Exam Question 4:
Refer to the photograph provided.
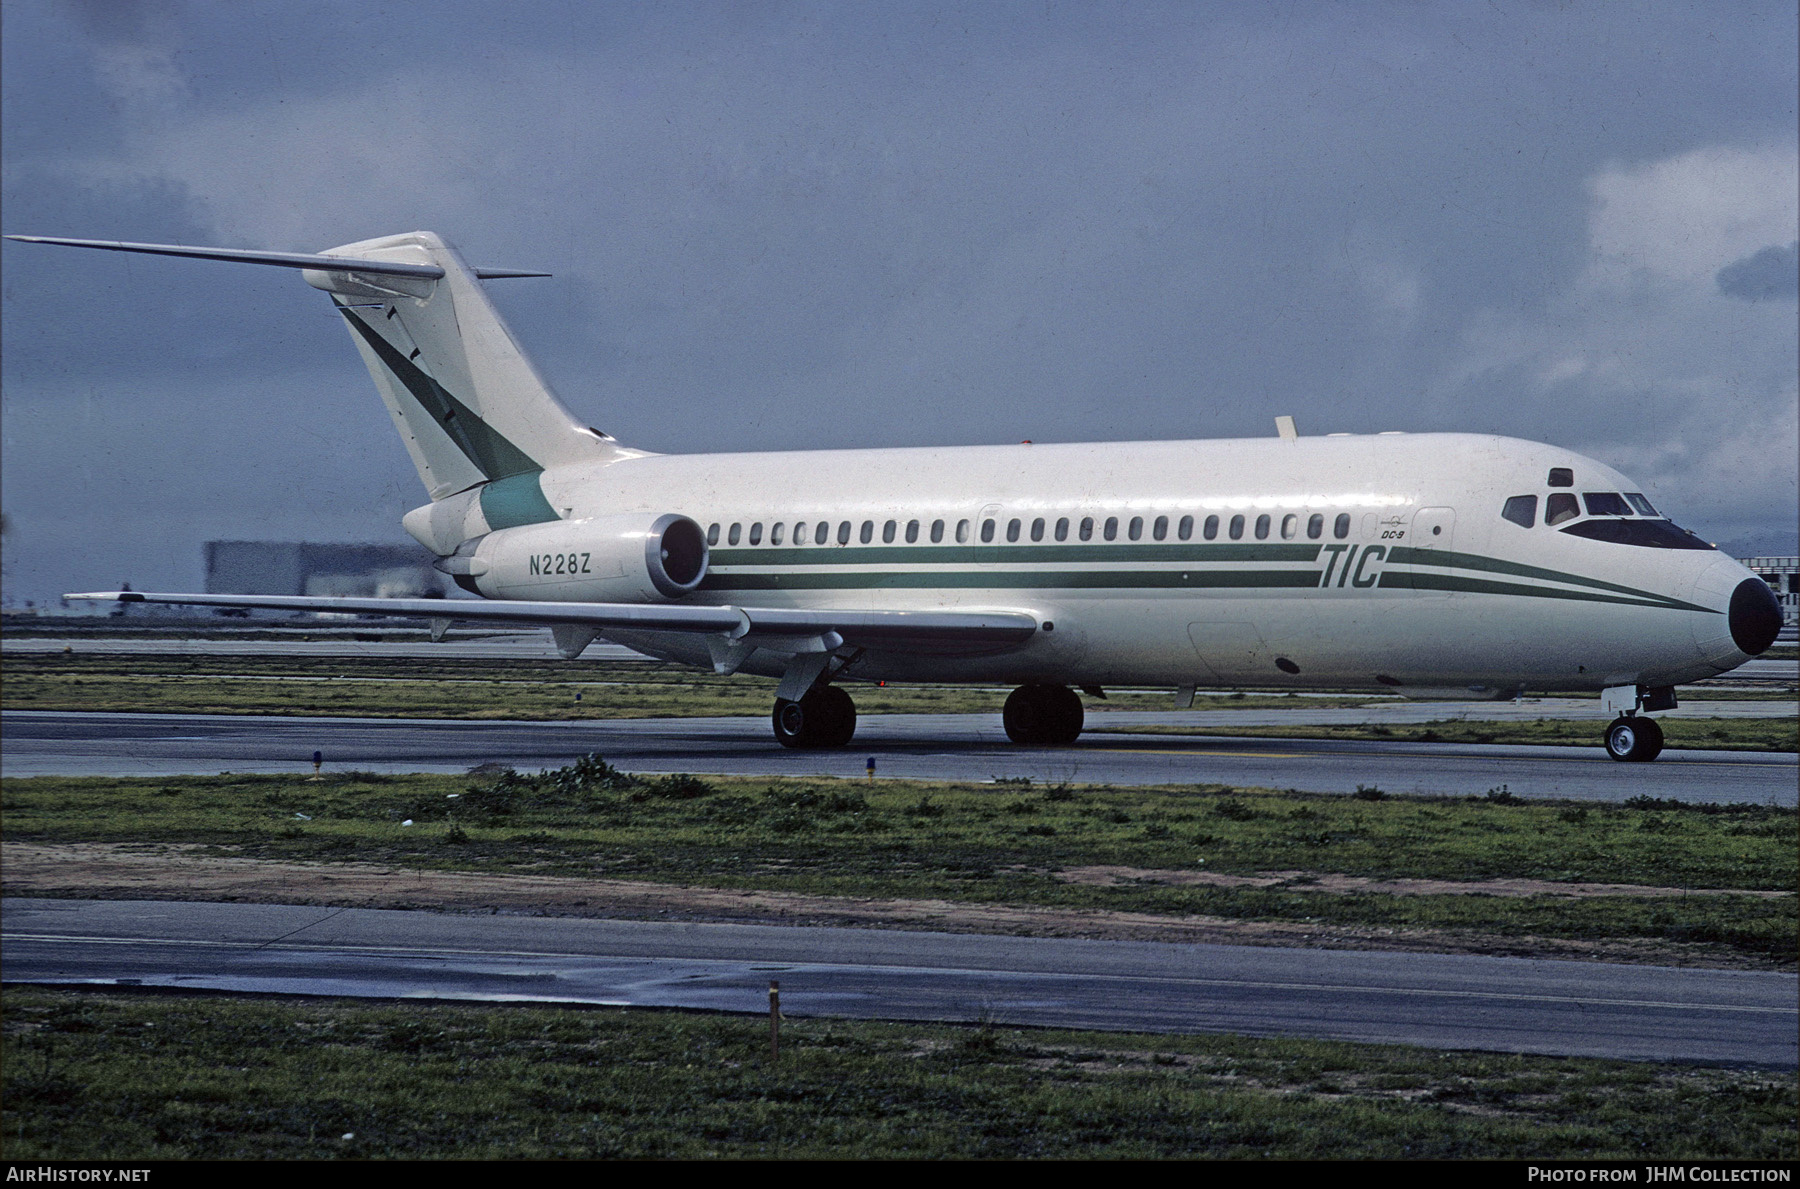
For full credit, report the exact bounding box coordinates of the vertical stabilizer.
[301,231,638,501]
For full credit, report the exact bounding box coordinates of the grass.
[0,652,1372,719]
[4,653,1791,752]
[5,765,1793,964]
[4,988,1793,1160]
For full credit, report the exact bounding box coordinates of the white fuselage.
[448,431,1758,693]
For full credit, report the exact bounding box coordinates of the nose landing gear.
[1604,715,1664,763]
[1599,683,1673,762]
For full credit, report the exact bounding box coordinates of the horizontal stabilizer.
[4,236,548,279]
[64,592,1040,652]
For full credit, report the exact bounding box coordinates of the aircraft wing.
[64,591,1040,653]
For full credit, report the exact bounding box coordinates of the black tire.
[771,686,857,749]
[1048,684,1084,744]
[1604,716,1663,763]
[814,685,857,747]
[772,697,808,749]
[1003,684,1084,745]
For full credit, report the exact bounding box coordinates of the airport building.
[1741,555,1799,628]
[204,542,444,602]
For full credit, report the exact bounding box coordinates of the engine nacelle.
[450,514,709,602]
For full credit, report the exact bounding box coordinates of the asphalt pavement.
[4,708,1793,804]
[5,898,1793,1066]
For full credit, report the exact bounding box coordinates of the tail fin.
[5,231,638,505]
[302,231,636,502]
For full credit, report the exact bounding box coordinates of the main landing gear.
[769,681,1086,748]
[1002,683,1084,745]
[772,685,857,749]
[1604,715,1663,763]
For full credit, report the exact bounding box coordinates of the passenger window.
[931,519,945,543]
[1229,515,1245,540]
[1079,517,1094,541]
[1203,515,1219,540]
[1178,515,1194,540]
[815,520,829,545]
[1545,493,1579,526]
[981,519,995,543]
[837,521,852,545]
[1307,513,1323,539]
[728,523,742,546]
[748,522,763,545]
[905,519,919,543]
[794,521,809,545]
[860,520,874,544]
[1128,516,1143,541]
[1055,517,1069,541]
[1254,514,1271,540]
[707,523,721,546]
[1583,492,1632,517]
[1501,495,1537,529]
[883,520,897,543]
[1153,515,1168,540]
[1031,517,1045,542]
[1625,493,1658,517]
[1103,517,1119,541]
[956,519,970,543]
[1333,513,1351,539]
[770,522,785,546]
[1006,518,1021,543]
[1280,514,1298,540]
[1548,467,1573,487]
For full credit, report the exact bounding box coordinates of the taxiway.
[5,898,1792,1066]
[4,709,1793,804]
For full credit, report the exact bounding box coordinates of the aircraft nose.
[1729,576,1783,656]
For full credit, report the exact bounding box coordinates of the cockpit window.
[1624,492,1658,517]
[1501,495,1537,528]
[1582,492,1633,517]
[1560,519,1715,550]
[1545,492,1579,526]
[1547,467,1573,487]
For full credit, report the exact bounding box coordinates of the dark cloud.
[1716,242,1799,301]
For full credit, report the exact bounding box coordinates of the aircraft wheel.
[773,698,809,748]
[771,686,857,749]
[814,685,857,747]
[1004,684,1084,745]
[1604,715,1663,763]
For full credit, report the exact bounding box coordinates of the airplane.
[10,230,1784,762]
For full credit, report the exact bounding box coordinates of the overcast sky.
[3,0,1795,606]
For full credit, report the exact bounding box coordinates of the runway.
[5,898,1793,1066]
[5,708,1794,804]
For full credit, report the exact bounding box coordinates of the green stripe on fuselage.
[1384,546,1714,613]
[711,542,1322,567]
[700,568,1323,593]
[701,538,1711,611]
[1377,570,1709,611]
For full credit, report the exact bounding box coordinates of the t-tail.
[5,231,640,551]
